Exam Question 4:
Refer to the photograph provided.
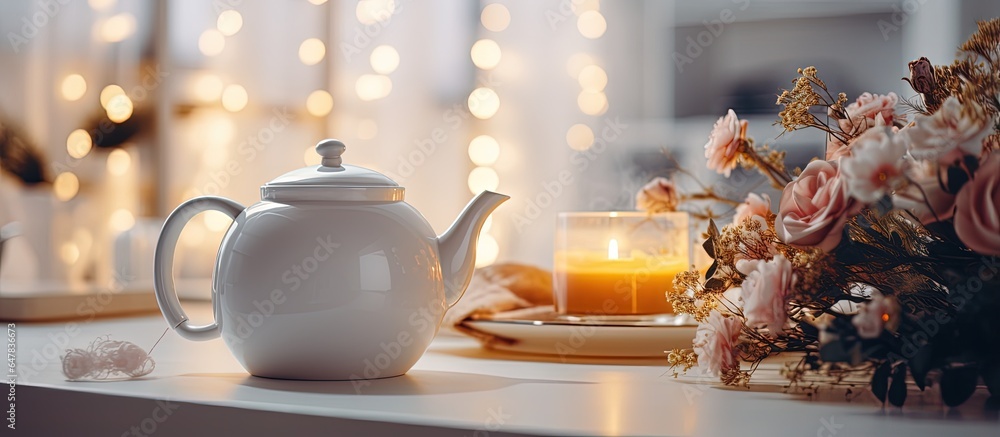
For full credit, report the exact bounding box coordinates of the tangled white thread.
[61,336,155,380]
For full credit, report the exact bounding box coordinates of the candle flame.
[608,238,619,260]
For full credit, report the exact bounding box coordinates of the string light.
[100,85,125,109]
[573,0,600,15]
[566,124,595,151]
[303,146,322,165]
[106,94,134,123]
[577,90,608,115]
[355,75,392,101]
[109,209,135,232]
[88,0,116,11]
[468,166,500,194]
[203,211,231,232]
[217,10,243,36]
[578,65,607,92]
[100,13,136,42]
[199,29,226,56]
[470,39,502,70]
[298,38,326,66]
[60,242,80,264]
[66,129,93,159]
[481,4,510,32]
[468,87,500,119]
[356,0,396,25]
[475,233,499,267]
[107,148,132,175]
[221,84,248,112]
[53,172,80,201]
[60,74,87,101]
[370,45,400,74]
[468,135,500,166]
[192,74,224,102]
[306,90,334,117]
[577,11,606,39]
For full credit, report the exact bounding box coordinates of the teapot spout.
[437,191,510,307]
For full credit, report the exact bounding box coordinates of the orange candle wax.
[554,244,686,315]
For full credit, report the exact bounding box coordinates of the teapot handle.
[153,196,244,341]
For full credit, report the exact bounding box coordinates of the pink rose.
[825,112,897,160]
[705,109,747,177]
[852,291,900,339]
[954,153,1000,255]
[736,254,796,337]
[776,160,862,252]
[733,193,771,225]
[693,310,741,377]
[841,127,909,203]
[902,97,991,164]
[839,92,899,135]
[892,159,956,224]
[635,177,679,213]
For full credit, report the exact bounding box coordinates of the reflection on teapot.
[154,139,508,380]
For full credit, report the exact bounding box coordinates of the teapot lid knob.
[315,139,346,167]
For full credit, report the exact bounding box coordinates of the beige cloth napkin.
[443,263,552,345]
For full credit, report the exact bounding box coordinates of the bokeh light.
[475,233,499,267]
[468,87,500,119]
[203,211,232,232]
[577,11,607,39]
[221,84,248,112]
[53,172,80,201]
[109,209,135,232]
[60,74,87,101]
[566,124,595,151]
[306,90,334,117]
[468,166,500,194]
[578,65,608,91]
[481,4,511,32]
[66,129,93,159]
[199,29,226,56]
[107,148,132,175]
[468,135,500,166]
[192,74,224,102]
[88,0,116,11]
[106,94,134,123]
[100,85,125,109]
[356,0,396,25]
[60,242,80,264]
[100,13,136,42]
[217,10,243,36]
[577,90,608,115]
[370,45,400,74]
[355,75,392,101]
[298,38,326,66]
[471,39,502,70]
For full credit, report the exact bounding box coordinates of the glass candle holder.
[554,212,690,316]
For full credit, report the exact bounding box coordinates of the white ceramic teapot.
[153,139,508,380]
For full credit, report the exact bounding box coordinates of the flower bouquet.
[655,18,1000,407]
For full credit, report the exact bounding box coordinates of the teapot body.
[214,200,446,380]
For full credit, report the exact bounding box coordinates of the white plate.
[462,307,697,358]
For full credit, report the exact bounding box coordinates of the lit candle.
[554,212,689,315]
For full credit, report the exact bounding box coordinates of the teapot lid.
[261,139,404,202]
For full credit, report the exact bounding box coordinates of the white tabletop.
[7,302,999,436]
